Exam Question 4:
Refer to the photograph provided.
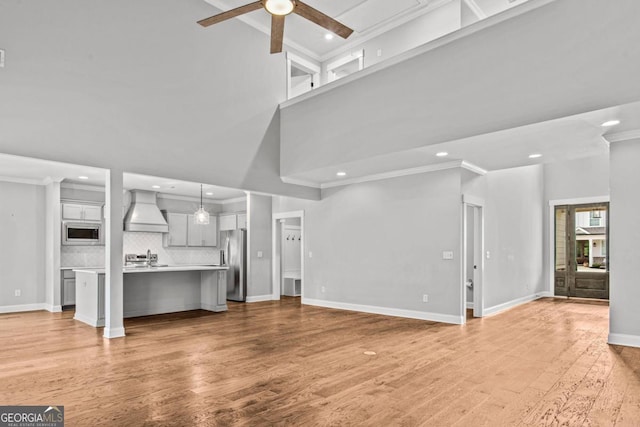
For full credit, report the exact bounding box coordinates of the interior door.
[555,203,609,299]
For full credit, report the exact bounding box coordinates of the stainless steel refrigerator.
[223,229,247,302]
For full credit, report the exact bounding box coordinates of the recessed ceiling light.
[78,176,89,180]
[529,153,542,159]
[205,192,213,196]
[151,185,161,189]
[601,120,620,127]
[436,152,448,157]
[336,171,347,177]
[324,33,334,40]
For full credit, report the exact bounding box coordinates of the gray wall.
[483,165,544,309]
[274,168,463,319]
[609,139,640,339]
[0,0,317,200]
[0,182,46,308]
[248,194,273,297]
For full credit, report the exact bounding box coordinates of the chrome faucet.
[147,249,152,265]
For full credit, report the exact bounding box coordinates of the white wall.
[0,182,46,309]
[281,0,640,177]
[609,138,640,344]
[483,165,544,309]
[0,0,317,200]
[274,168,464,322]
[248,194,272,298]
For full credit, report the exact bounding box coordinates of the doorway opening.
[272,211,304,302]
[286,53,320,100]
[463,196,484,322]
[554,202,609,300]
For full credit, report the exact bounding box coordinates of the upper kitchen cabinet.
[62,202,103,221]
[163,212,188,247]
[219,214,237,231]
[163,211,217,247]
[219,213,247,230]
[187,214,217,247]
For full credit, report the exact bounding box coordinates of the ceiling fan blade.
[271,14,285,54]
[197,1,263,27]
[293,1,354,39]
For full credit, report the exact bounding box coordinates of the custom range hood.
[123,190,168,233]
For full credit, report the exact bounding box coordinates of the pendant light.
[194,184,210,225]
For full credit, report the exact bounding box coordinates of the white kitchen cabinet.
[62,203,103,221]
[187,215,218,247]
[219,214,237,231]
[237,213,247,229]
[164,211,217,247]
[163,212,188,246]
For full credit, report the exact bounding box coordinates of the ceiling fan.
[198,0,354,54]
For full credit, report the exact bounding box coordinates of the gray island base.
[73,266,228,327]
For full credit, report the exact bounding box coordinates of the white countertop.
[74,265,228,274]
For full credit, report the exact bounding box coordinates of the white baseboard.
[103,327,126,339]
[484,293,544,317]
[466,302,474,309]
[0,303,48,314]
[303,298,464,325]
[538,291,553,298]
[246,295,275,303]
[201,303,228,312]
[608,333,640,348]
[73,312,104,327]
[44,304,63,313]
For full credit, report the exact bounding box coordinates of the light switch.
[442,251,454,260]
[257,251,263,258]
[309,251,313,258]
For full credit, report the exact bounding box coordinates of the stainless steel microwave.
[62,221,104,246]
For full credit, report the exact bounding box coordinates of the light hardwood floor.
[1,297,639,426]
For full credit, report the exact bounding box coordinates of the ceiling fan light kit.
[198,0,354,54]
[264,0,295,16]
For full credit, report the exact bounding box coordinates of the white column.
[103,169,125,339]
[44,179,62,312]
[589,238,593,267]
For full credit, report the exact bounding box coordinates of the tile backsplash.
[61,232,220,267]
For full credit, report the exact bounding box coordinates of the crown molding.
[61,182,105,192]
[156,193,228,204]
[320,160,464,189]
[281,176,322,188]
[219,196,247,205]
[461,161,488,175]
[0,176,46,186]
[604,129,640,143]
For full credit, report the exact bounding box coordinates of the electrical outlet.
[442,251,454,260]
[422,294,429,303]
[321,286,326,293]
[309,251,313,258]
[14,289,21,297]
[377,49,382,57]
[0,50,5,68]
[257,251,263,258]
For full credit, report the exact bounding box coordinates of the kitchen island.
[73,265,228,327]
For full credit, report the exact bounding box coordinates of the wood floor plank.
[1,297,637,426]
